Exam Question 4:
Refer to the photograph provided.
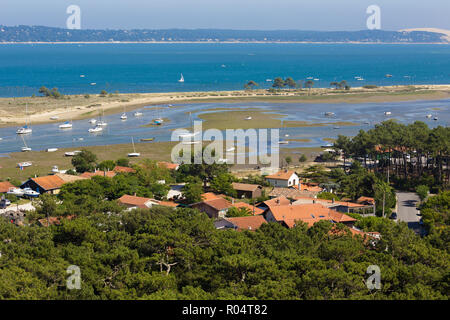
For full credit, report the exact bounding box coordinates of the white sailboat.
[96,107,107,126]
[120,106,127,120]
[178,73,185,83]
[88,126,103,133]
[278,120,289,144]
[89,118,97,124]
[127,137,140,157]
[59,120,73,129]
[16,103,32,134]
[134,111,143,117]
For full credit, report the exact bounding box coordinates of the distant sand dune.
[400,28,450,42]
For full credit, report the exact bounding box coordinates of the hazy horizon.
[0,0,449,31]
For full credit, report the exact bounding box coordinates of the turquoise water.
[0,43,449,97]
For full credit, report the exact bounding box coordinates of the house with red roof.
[191,197,233,218]
[0,181,15,194]
[113,166,136,174]
[265,203,356,228]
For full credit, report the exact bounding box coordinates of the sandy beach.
[0,84,449,128]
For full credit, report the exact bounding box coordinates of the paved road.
[396,192,424,235]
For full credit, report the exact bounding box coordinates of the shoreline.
[0,84,449,128]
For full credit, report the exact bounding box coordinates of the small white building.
[265,170,299,188]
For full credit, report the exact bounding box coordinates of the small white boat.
[333,126,340,129]
[357,78,365,81]
[51,166,59,173]
[127,137,140,157]
[17,162,32,168]
[21,147,31,152]
[0,138,3,141]
[285,134,289,137]
[306,77,314,80]
[7,187,24,196]
[47,148,58,152]
[59,121,73,129]
[226,147,235,152]
[65,150,81,157]
[23,188,39,198]
[426,114,432,119]
[80,75,85,78]
[433,117,438,121]
[245,116,252,120]
[88,126,103,133]
[384,111,392,115]
[314,78,320,81]
[50,116,59,120]
[90,82,96,85]
[324,112,335,117]
[97,121,107,126]
[120,113,127,120]
[78,138,84,141]
[385,74,393,78]
[178,73,185,83]
[134,111,143,117]
[266,79,273,82]
[278,141,289,145]
[89,119,97,124]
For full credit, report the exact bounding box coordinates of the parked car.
[389,212,397,220]
[0,199,11,209]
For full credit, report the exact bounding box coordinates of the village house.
[80,170,116,178]
[264,203,357,228]
[113,166,136,174]
[20,173,86,195]
[265,170,299,188]
[118,194,158,210]
[214,215,267,231]
[231,182,263,199]
[268,187,319,200]
[292,197,374,214]
[0,181,15,194]
[230,202,265,215]
[157,161,180,170]
[191,197,232,219]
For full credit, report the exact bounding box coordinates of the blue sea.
[0,43,449,97]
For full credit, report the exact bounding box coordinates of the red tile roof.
[156,200,179,208]
[225,215,267,231]
[118,194,153,209]
[157,161,180,170]
[231,202,265,215]
[0,181,15,193]
[203,198,232,211]
[201,192,225,201]
[268,203,356,228]
[80,170,116,178]
[357,196,375,205]
[113,166,136,173]
[263,196,291,207]
[265,170,297,180]
[31,175,65,191]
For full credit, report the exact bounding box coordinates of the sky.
[0,0,449,31]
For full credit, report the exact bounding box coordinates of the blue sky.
[1,0,449,30]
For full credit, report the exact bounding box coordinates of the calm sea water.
[0,43,449,97]
[0,99,448,154]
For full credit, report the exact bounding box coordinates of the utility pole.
[382,190,386,218]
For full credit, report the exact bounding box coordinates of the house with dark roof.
[231,182,262,199]
[191,198,233,219]
[214,215,267,231]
